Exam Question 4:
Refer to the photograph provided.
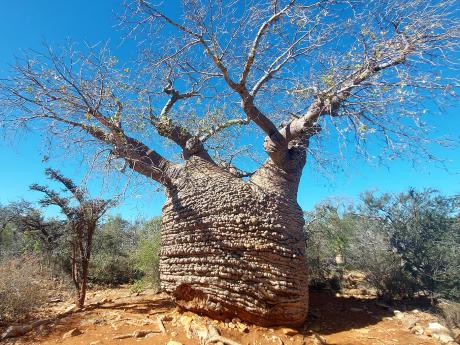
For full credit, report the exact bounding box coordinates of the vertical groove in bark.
[160,157,308,326]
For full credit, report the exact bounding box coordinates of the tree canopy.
[0,0,458,184]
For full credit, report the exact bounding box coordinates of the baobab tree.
[30,169,113,308]
[0,0,459,325]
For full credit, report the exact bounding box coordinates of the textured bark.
[160,157,308,327]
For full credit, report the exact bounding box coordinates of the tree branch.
[240,0,295,85]
[147,80,215,162]
[138,1,285,149]
[0,50,177,185]
[281,29,437,143]
[199,117,250,142]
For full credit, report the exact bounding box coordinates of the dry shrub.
[436,299,460,329]
[0,254,70,323]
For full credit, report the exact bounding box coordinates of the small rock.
[410,324,424,335]
[402,316,417,329]
[393,310,404,319]
[281,328,297,336]
[133,330,152,338]
[312,332,327,344]
[37,324,50,336]
[170,331,178,337]
[62,304,77,314]
[272,335,284,345]
[236,322,249,333]
[89,341,101,345]
[179,315,193,329]
[62,328,82,339]
[432,333,455,344]
[80,318,105,326]
[350,307,363,312]
[1,325,33,340]
[427,322,455,344]
[428,322,450,333]
[167,341,184,345]
[191,321,209,340]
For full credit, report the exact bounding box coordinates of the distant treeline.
[0,204,161,290]
[1,187,459,308]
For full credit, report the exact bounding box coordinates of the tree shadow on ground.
[300,289,432,336]
[95,297,175,315]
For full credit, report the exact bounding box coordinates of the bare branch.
[240,0,295,84]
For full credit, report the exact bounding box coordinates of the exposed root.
[112,329,162,339]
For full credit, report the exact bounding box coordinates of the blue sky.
[0,1,459,220]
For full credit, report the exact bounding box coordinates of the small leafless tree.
[30,169,113,308]
[0,0,458,325]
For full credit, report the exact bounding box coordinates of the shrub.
[304,202,355,289]
[305,189,459,301]
[436,299,460,329]
[359,189,460,301]
[0,255,57,322]
[131,217,161,291]
[89,216,141,285]
[90,254,140,285]
[345,225,418,299]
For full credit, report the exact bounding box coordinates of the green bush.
[358,189,460,301]
[131,217,162,291]
[89,216,141,285]
[304,202,355,289]
[305,189,460,301]
[90,254,140,285]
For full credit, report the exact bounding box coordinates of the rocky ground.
[1,286,459,345]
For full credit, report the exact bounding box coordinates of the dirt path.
[1,287,445,345]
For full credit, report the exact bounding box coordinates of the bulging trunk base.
[160,158,308,326]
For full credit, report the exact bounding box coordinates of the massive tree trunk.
[160,156,309,327]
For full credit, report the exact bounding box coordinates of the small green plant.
[130,279,149,294]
